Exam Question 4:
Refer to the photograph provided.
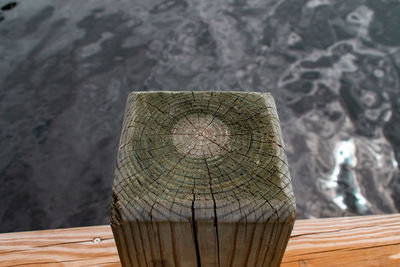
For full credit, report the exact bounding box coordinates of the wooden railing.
[1,214,399,266]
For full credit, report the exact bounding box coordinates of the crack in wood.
[191,191,202,267]
[204,155,221,267]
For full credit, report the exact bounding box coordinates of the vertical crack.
[204,156,221,267]
[191,192,202,267]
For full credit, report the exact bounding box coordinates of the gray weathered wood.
[110,91,296,267]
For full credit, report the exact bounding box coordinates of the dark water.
[1,0,400,233]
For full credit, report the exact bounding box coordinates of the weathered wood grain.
[283,214,400,267]
[1,214,399,266]
[110,92,296,266]
[0,225,118,266]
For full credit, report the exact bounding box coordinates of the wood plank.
[0,225,119,267]
[282,214,400,267]
[1,214,399,266]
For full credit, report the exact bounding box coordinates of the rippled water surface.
[1,0,400,232]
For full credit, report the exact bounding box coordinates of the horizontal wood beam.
[1,214,399,266]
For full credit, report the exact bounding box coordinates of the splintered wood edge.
[111,91,296,223]
[1,214,399,266]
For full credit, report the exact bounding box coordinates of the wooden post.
[110,91,296,267]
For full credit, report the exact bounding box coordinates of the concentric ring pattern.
[172,113,230,158]
[112,92,295,223]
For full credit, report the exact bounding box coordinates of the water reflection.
[1,0,400,231]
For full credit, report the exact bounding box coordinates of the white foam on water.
[306,0,331,9]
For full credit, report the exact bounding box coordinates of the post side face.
[111,91,296,225]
